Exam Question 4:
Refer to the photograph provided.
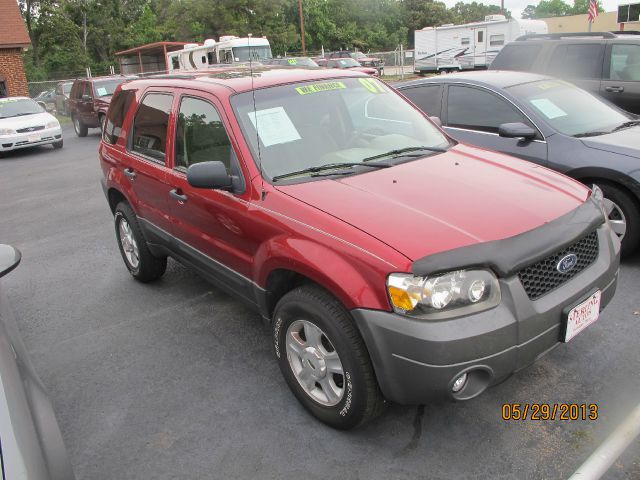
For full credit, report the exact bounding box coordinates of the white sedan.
[0,97,63,154]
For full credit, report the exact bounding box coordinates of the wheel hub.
[302,347,327,380]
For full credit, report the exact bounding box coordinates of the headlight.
[46,120,60,129]
[387,269,501,319]
[0,128,15,135]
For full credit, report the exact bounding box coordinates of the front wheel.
[272,285,384,429]
[598,183,639,257]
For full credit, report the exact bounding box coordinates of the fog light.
[452,373,468,393]
[468,279,486,303]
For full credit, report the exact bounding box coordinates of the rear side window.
[447,85,531,133]
[490,34,505,47]
[131,93,173,162]
[491,44,543,71]
[610,44,640,81]
[175,96,233,172]
[401,84,443,117]
[103,90,135,145]
[547,44,605,79]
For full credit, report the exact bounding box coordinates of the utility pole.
[299,0,306,55]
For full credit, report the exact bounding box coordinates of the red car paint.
[99,67,590,313]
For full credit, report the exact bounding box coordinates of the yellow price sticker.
[295,81,347,95]
[359,78,386,93]
[287,58,297,65]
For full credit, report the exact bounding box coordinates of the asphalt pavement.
[0,125,638,479]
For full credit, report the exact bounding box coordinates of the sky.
[440,0,622,20]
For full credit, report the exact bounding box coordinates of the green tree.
[449,1,511,23]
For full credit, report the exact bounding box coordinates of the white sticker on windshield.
[248,107,301,147]
[529,98,567,119]
[96,87,108,96]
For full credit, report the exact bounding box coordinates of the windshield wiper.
[272,162,391,181]
[361,145,448,163]
[611,120,640,132]
[573,131,611,138]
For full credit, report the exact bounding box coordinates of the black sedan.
[397,71,640,256]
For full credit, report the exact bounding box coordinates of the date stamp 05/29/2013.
[501,403,599,421]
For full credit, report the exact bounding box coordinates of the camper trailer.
[167,36,272,72]
[414,15,547,74]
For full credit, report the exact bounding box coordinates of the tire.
[73,115,88,137]
[114,201,167,282]
[272,285,384,429]
[52,139,63,149]
[597,183,640,257]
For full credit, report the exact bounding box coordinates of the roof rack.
[516,31,617,41]
[610,30,640,35]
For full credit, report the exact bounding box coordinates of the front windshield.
[283,57,319,67]
[508,79,631,136]
[231,77,450,181]
[93,79,131,97]
[336,58,361,68]
[0,98,44,119]
[232,45,273,62]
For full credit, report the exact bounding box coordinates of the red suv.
[99,67,620,429]
[69,75,136,137]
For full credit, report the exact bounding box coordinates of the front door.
[601,43,640,114]
[473,27,487,68]
[443,84,548,164]
[166,92,255,298]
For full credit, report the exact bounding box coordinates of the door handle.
[123,167,137,180]
[170,189,188,203]
[605,86,624,93]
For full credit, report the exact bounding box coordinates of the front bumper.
[0,127,63,152]
[352,223,620,405]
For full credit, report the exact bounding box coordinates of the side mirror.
[498,122,536,140]
[0,244,21,278]
[430,116,442,128]
[187,161,235,190]
[81,94,92,102]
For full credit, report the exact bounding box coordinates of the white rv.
[414,15,547,73]
[167,36,272,72]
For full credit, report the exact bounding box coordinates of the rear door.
[601,43,640,114]
[442,83,547,164]
[545,42,605,95]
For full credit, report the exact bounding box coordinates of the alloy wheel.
[118,217,140,269]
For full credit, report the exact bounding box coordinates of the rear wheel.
[272,285,384,429]
[73,116,88,137]
[598,183,639,257]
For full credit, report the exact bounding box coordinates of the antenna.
[248,33,265,200]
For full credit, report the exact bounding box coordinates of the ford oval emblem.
[557,253,578,274]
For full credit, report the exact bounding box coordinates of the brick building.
[0,0,31,97]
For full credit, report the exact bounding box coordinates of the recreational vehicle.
[167,36,272,72]
[414,15,547,74]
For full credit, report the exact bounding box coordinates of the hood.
[276,144,589,261]
[0,112,57,130]
[580,126,640,159]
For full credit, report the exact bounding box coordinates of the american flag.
[588,0,599,22]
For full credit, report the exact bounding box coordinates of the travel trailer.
[414,15,548,73]
[167,36,272,71]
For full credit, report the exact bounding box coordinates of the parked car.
[264,57,319,67]
[100,67,619,429]
[316,57,379,76]
[0,97,63,155]
[489,31,640,114]
[396,70,640,256]
[33,89,56,112]
[328,50,384,73]
[54,81,73,116]
[69,75,136,137]
[0,244,76,479]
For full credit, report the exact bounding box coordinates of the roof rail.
[516,31,617,41]
[609,30,640,35]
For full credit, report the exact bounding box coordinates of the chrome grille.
[517,230,599,300]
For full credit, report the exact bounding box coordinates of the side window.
[103,90,135,145]
[84,83,93,99]
[327,60,336,67]
[447,85,531,134]
[131,93,173,161]
[461,37,470,46]
[548,44,605,79]
[490,34,505,47]
[477,30,484,43]
[401,85,443,117]
[72,82,82,99]
[175,96,233,172]
[610,44,640,81]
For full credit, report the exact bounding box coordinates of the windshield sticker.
[248,107,301,147]
[287,58,298,65]
[359,78,386,93]
[96,87,108,96]
[296,81,346,95]
[529,98,567,119]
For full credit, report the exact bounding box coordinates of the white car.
[0,97,63,154]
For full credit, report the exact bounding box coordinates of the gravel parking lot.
[0,125,638,479]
